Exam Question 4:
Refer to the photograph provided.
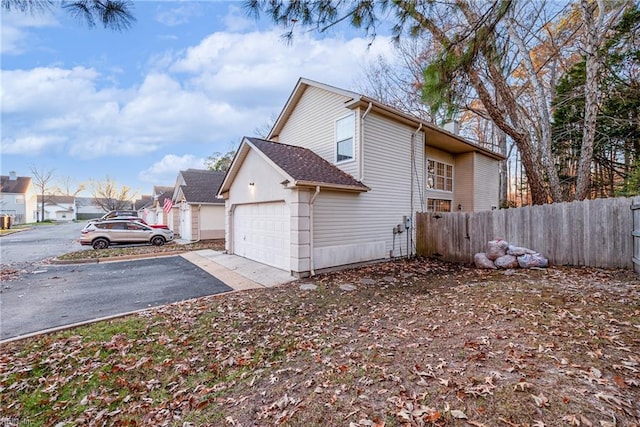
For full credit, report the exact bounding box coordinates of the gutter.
[309,185,320,276]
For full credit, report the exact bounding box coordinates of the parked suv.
[81,219,174,249]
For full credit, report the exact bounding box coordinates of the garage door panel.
[233,202,290,271]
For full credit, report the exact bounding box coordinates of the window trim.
[427,198,453,212]
[426,159,454,193]
[335,112,355,164]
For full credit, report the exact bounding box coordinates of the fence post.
[633,196,640,275]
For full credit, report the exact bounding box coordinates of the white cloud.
[0,10,58,55]
[138,154,206,184]
[170,29,394,103]
[1,26,396,179]
[155,3,202,27]
[223,4,255,32]
[0,135,65,155]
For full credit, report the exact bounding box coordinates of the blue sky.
[1,1,394,197]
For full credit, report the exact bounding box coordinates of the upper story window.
[336,113,355,163]
[15,195,25,204]
[427,159,453,192]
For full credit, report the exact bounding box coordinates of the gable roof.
[219,138,369,195]
[37,195,75,204]
[269,77,505,161]
[134,195,152,210]
[177,169,225,204]
[0,175,31,194]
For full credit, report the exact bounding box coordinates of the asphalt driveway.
[0,256,232,341]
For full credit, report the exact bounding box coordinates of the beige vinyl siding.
[473,152,500,211]
[454,153,474,212]
[199,205,225,239]
[425,147,455,209]
[313,112,424,260]
[278,86,360,178]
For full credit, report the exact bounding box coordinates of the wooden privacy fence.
[634,198,640,274]
[416,196,640,270]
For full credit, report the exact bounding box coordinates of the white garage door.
[233,202,290,271]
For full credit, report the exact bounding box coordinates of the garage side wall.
[199,205,225,240]
[224,149,311,275]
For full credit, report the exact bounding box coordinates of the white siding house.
[169,169,225,241]
[219,78,505,277]
[0,172,37,224]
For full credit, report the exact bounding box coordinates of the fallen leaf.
[450,409,467,419]
[531,393,549,407]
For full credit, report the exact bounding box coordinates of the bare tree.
[52,176,86,196]
[89,176,135,211]
[246,0,633,204]
[30,165,55,222]
[574,0,630,200]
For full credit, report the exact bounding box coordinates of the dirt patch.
[1,258,639,426]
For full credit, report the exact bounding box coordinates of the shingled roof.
[245,138,368,191]
[179,169,225,204]
[0,175,31,194]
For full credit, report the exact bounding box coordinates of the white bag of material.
[494,254,519,269]
[507,245,536,256]
[486,239,509,260]
[474,252,497,269]
[517,253,549,269]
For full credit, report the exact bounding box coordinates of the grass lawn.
[1,259,639,426]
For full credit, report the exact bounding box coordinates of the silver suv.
[81,219,174,249]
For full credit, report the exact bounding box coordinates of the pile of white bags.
[474,239,549,270]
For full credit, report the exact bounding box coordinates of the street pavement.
[1,256,232,341]
[1,222,295,342]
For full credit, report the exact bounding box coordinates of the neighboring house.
[218,78,505,276]
[170,169,225,241]
[75,197,108,220]
[0,172,37,224]
[135,195,153,222]
[149,186,174,226]
[36,195,76,221]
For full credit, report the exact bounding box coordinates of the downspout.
[359,102,373,182]
[309,185,321,276]
[410,123,423,257]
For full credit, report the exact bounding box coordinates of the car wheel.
[92,238,109,250]
[151,236,165,246]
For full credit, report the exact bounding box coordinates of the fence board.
[633,196,640,274]
[416,197,636,270]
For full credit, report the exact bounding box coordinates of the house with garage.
[0,172,37,224]
[169,169,225,241]
[36,195,76,221]
[218,78,505,276]
[140,185,173,226]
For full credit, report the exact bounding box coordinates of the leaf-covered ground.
[1,259,639,427]
[53,239,226,262]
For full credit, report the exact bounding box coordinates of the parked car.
[81,219,174,249]
[134,218,170,230]
[88,210,139,222]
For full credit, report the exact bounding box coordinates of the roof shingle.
[179,169,225,204]
[246,138,368,191]
[0,175,31,194]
